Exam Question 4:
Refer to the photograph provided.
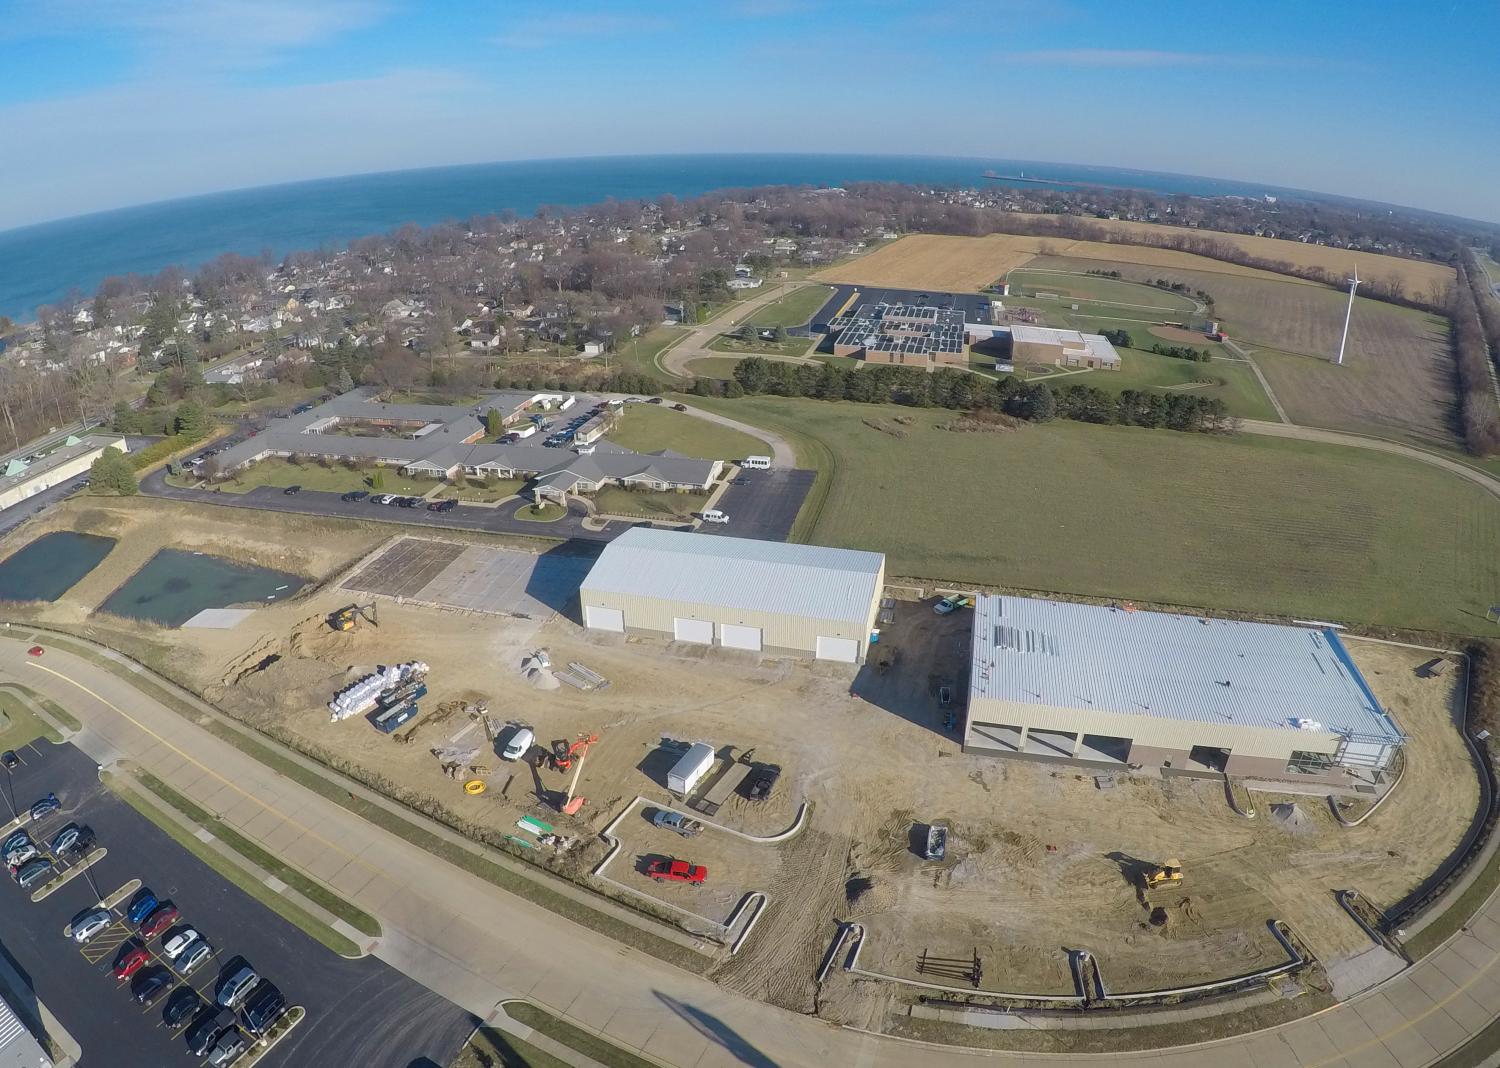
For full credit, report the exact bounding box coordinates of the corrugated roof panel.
[582,528,883,626]
[968,595,1404,744]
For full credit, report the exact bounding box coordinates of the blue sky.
[0,0,1496,229]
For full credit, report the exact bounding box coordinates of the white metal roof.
[969,595,1404,744]
[582,528,884,625]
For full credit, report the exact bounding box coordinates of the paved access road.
[0,741,473,1068]
[9,634,1500,1068]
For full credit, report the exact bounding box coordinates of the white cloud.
[494,12,667,50]
[10,0,391,68]
[1001,49,1287,68]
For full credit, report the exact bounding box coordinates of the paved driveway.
[697,468,815,542]
[0,742,474,1068]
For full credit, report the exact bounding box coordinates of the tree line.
[1454,251,1500,454]
[718,357,1231,434]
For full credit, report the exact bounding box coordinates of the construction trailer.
[667,743,715,797]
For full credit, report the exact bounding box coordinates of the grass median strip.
[504,1002,659,1068]
[454,1026,570,1068]
[0,684,83,733]
[100,772,361,958]
[1402,840,1500,960]
[132,769,381,938]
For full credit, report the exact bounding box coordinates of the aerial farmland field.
[1025,255,1459,448]
[692,396,1500,633]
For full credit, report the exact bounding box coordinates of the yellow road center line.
[22,660,379,883]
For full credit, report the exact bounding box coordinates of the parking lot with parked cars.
[0,743,474,1068]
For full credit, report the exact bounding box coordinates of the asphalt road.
[0,742,474,1068]
[800,284,996,335]
[696,468,814,542]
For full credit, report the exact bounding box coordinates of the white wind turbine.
[1335,267,1361,366]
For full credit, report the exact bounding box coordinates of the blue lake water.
[0,531,116,602]
[96,549,305,628]
[0,153,1304,322]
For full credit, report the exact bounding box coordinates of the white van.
[500,726,535,761]
[700,510,730,525]
[741,456,772,470]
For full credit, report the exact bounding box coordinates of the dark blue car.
[127,888,158,925]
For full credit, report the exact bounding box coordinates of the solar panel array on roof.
[833,303,965,356]
[969,594,1405,745]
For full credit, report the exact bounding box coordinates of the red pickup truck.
[647,858,707,884]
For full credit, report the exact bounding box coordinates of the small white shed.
[667,743,715,796]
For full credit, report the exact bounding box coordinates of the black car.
[163,986,204,1028]
[241,982,286,1034]
[340,490,368,502]
[427,498,457,512]
[283,485,302,495]
[1,751,17,770]
[743,764,782,802]
[396,496,419,508]
[131,967,174,1006]
[186,1011,233,1057]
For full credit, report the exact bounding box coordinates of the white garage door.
[720,624,762,651]
[673,617,713,644]
[815,635,859,663]
[584,605,624,632]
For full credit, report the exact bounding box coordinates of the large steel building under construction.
[962,594,1404,785]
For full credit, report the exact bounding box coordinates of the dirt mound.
[1270,802,1312,834]
[1150,324,1215,344]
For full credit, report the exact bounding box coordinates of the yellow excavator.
[328,603,378,632]
[1142,857,1184,892]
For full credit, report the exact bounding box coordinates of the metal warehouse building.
[963,594,1405,785]
[579,528,885,662]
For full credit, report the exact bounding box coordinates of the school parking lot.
[799,284,996,334]
[0,742,474,1068]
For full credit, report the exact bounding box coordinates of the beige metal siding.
[965,695,1340,761]
[583,590,871,656]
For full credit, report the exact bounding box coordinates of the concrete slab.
[643,1022,713,1068]
[1410,963,1463,1004]
[1438,990,1494,1033]
[600,1007,660,1051]
[182,608,255,629]
[526,970,585,1015]
[1279,1022,1340,1065]
[1234,1033,1301,1068]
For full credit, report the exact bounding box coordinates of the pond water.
[97,549,305,627]
[0,532,117,602]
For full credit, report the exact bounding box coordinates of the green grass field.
[1006,268,1199,314]
[684,357,744,380]
[592,485,707,519]
[707,333,817,358]
[699,396,1500,633]
[203,458,376,495]
[613,325,689,382]
[0,692,63,749]
[744,284,834,329]
[433,478,525,502]
[604,404,768,460]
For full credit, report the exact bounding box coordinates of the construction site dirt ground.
[2,512,1480,1018]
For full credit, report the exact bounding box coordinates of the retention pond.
[97,549,305,627]
[0,531,117,602]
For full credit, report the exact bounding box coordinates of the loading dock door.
[815,635,859,663]
[720,624,762,651]
[584,605,624,632]
[673,617,713,644]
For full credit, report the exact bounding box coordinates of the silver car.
[176,939,212,976]
[70,908,112,943]
[5,843,39,869]
[216,964,258,1007]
